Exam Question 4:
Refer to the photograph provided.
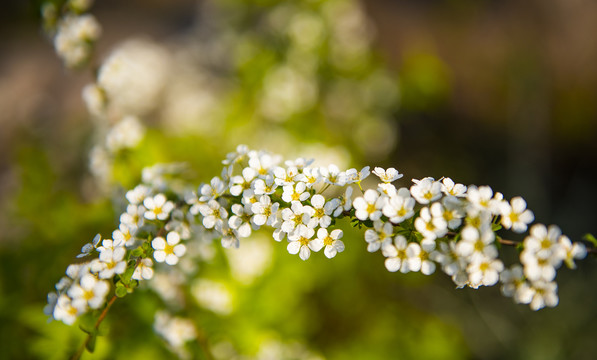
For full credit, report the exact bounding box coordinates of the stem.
[71,295,118,360]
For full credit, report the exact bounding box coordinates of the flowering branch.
[45,145,594,357]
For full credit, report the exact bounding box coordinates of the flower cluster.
[42,0,100,68]
[47,145,593,332]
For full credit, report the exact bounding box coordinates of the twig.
[71,295,118,360]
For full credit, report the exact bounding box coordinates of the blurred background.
[1,0,596,359]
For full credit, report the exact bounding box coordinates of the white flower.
[364,220,393,252]
[287,225,323,260]
[251,195,280,227]
[152,232,186,265]
[198,177,226,202]
[523,224,562,260]
[68,273,110,309]
[467,256,504,288]
[372,167,403,183]
[228,204,254,238]
[500,265,533,304]
[132,258,154,280]
[383,235,410,273]
[296,167,322,188]
[53,14,101,67]
[431,241,464,277]
[216,222,240,249]
[441,196,466,229]
[198,200,228,229]
[414,205,447,240]
[143,194,174,221]
[317,228,345,258]
[77,233,101,258]
[305,194,336,228]
[281,201,311,233]
[112,224,136,247]
[333,186,353,217]
[248,152,278,177]
[353,189,385,221]
[440,178,467,197]
[558,235,587,269]
[126,185,151,205]
[229,167,257,196]
[273,166,300,186]
[154,311,197,348]
[378,183,397,197]
[456,226,498,261]
[105,116,145,153]
[95,241,127,279]
[500,197,534,233]
[120,204,146,232]
[529,281,559,311]
[320,164,347,186]
[285,157,314,169]
[382,188,415,224]
[253,175,278,195]
[281,182,311,203]
[53,294,84,325]
[223,144,250,165]
[466,185,497,213]
[520,250,559,282]
[406,242,436,275]
[346,166,371,183]
[410,177,441,204]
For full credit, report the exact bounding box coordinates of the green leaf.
[77,312,96,335]
[583,233,597,247]
[115,284,128,298]
[86,333,97,353]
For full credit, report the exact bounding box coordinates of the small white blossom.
[68,273,110,309]
[228,203,254,238]
[372,167,403,183]
[364,220,393,252]
[198,200,228,229]
[467,255,504,288]
[410,177,441,204]
[406,241,436,275]
[414,205,447,240]
[143,194,174,221]
[382,188,415,224]
[296,167,322,188]
[456,226,498,261]
[467,185,498,213]
[132,258,154,280]
[229,167,257,196]
[305,194,336,228]
[500,196,534,233]
[346,166,371,183]
[287,225,323,261]
[529,281,559,311]
[440,178,467,197]
[53,294,84,325]
[152,232,186,265]
[558,235,587,269]
[317,228,345,259]
[77,234,102,258]
[333,186,353,217]
[281,201,311,233]
[198,177,226,202]
[282,182,310,203]
[500,265,533,304]
[253,175,278,195]
[320,164,347,186]
[383,235,410,273]
[126,185,151,205]
[353,189,384,221]
[251,195,280,227]
[273,166,300,186]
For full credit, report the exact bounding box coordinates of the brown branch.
[71,294,118,360]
